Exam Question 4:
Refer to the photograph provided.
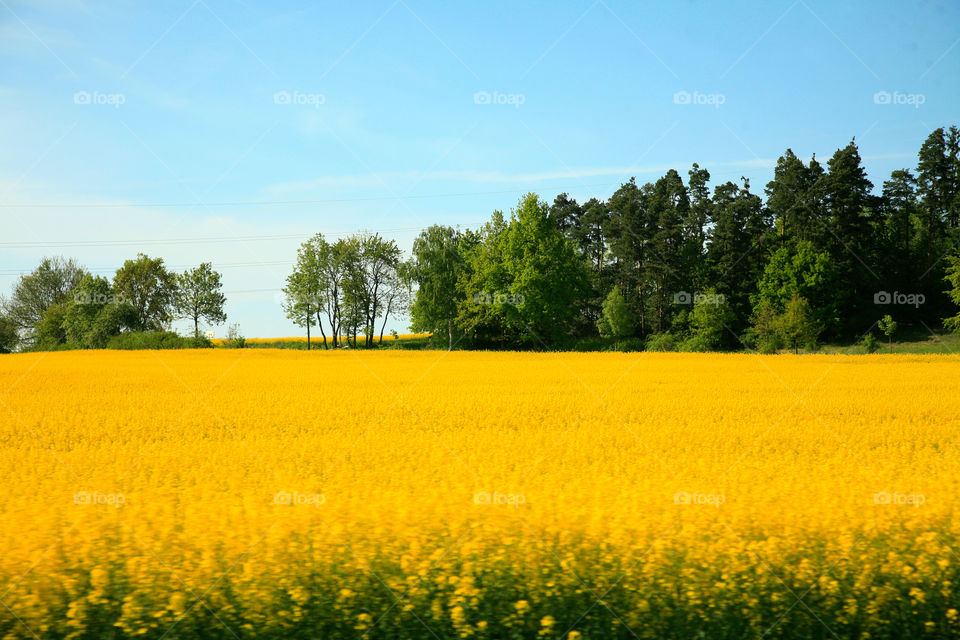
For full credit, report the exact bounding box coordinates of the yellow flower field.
[1,350,958,639]
[210,333,431,346]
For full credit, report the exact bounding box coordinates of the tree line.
[0,254,226,352]
[400,125,960,351]
[3,125,960,354]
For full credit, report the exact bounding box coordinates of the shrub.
[860,332,880,354]
[106,331,212,350]
[645,333,675,352]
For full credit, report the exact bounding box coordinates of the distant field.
[211,333,432,348]
[822,330,960,355]
[2,350,959,639]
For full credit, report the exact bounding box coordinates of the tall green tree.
[342,234,402,348]
[407,225,467,349]
[283,235,326,349]
[648,170,689,333]
[944,252,960,335]
[605,179,652,334]
[2,256,86,345]
[499,194,592,346]
[175,263,226,338]
[820,140,878,335]
[707,178,769,333]
[597,286,633,344]
[113,254,177,332]
[766,149,823,243]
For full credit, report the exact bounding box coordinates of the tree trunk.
[317,311,328,349]
[448,318,453,350]
[193,315,199,339]
[378,297,393,346]
[306,309,311,350]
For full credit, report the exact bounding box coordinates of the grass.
[821,328,960,355]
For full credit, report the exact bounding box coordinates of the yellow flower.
[2,350,958,638]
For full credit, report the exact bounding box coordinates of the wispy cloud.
[264,158,777,195]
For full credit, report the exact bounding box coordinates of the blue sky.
[1,0,958,337]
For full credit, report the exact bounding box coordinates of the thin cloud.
[263,158,777,195]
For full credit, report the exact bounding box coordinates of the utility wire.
[0,182,627,209]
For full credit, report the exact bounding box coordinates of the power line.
[0,260,294,277]
[0,182,627,209]
[0,225,478,249]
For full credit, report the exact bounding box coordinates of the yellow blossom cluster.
[211,333,431,346]
[0,349,958,639]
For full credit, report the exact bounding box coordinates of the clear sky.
[1,0,958,337]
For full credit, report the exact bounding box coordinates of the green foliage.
[407,225,467,349]
[33,302,70,350]
[776,294,821,353]
[754,241,836,332]
[745,299,783,354]
[645,332,675,352]
[681,291,735,352]
[106,331,211,350]
[2,256,86,346]
[60,274,137,348]
[945,253,960,334]
[284,233,402,349]
[282,234,327,348]
[0,314,18,353]
[457,194,592,348]
[113,253,177,332]
[175,262,226,338]
[860,332,880,353]
[878,314,898,351]
[598,287,632,340]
